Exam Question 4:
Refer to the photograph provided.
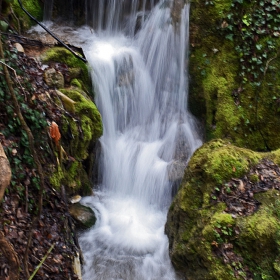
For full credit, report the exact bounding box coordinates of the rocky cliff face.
[188,0,280,151]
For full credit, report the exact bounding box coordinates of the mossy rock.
[59,88,102,160]
[12,0,43,31]
[49,157,93,196]
[41,47,90,90]
[166,140,280,279]
[49,88,102,194]
[189,1,280,151]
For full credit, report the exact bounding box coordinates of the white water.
[39,0,202,279]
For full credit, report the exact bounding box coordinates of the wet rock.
[171,0,185,23]
[44,68,65,89]
[70,195,82,204]
[69,203,96,229]
[168,161,187,182]
[167,160,187,196]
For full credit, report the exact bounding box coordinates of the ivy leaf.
[226,34,234,41]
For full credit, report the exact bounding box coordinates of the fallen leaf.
[49,121,61,146]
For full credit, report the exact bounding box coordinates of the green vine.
[221,0,280,86]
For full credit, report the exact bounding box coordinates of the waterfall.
[43,0,53,21]
[79,1,202,279]
[40,0,202,279]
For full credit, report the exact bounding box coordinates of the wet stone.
[69,203,96,229]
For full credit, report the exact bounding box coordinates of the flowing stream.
[40,0,202,279]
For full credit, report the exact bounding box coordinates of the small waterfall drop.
[40,0,202,279]
[43,0,53,21]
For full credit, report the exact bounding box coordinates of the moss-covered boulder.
[166,139,280,279]
[41,47,91,92]
[49,87,102,195]
[189,0,280,151]
[41,47,102,196]
[59,88,103,160]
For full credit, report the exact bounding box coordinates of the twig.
[28,243,55,280]
[30,254,54,272]
[25,184,28,213]
[17,0,87,63]
[264,51,279,76]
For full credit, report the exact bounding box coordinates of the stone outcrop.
[189,0,280,151]
[41,47,103,196]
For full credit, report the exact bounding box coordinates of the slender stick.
[28,244,55,280]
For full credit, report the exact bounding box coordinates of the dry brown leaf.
[49,121,61,147]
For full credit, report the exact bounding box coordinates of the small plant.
[214,222,234,244]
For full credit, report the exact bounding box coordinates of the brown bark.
[0,143,11,202]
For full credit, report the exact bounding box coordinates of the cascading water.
[41,0,202,279]
[43,0,53,21]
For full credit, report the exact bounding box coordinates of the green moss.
[49,165,64,189]
[271,148,280,166]
[12,0,43,30]
[60,89,102,159]
[189,0,280,151]
[235,200,280,279]
[274,260,280,277]
[64,161,81,189]
[41,47,90,90]
[71,78,82,89]
[189,139,260,185]
[237,210,278,245]
[166,141,280,279]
